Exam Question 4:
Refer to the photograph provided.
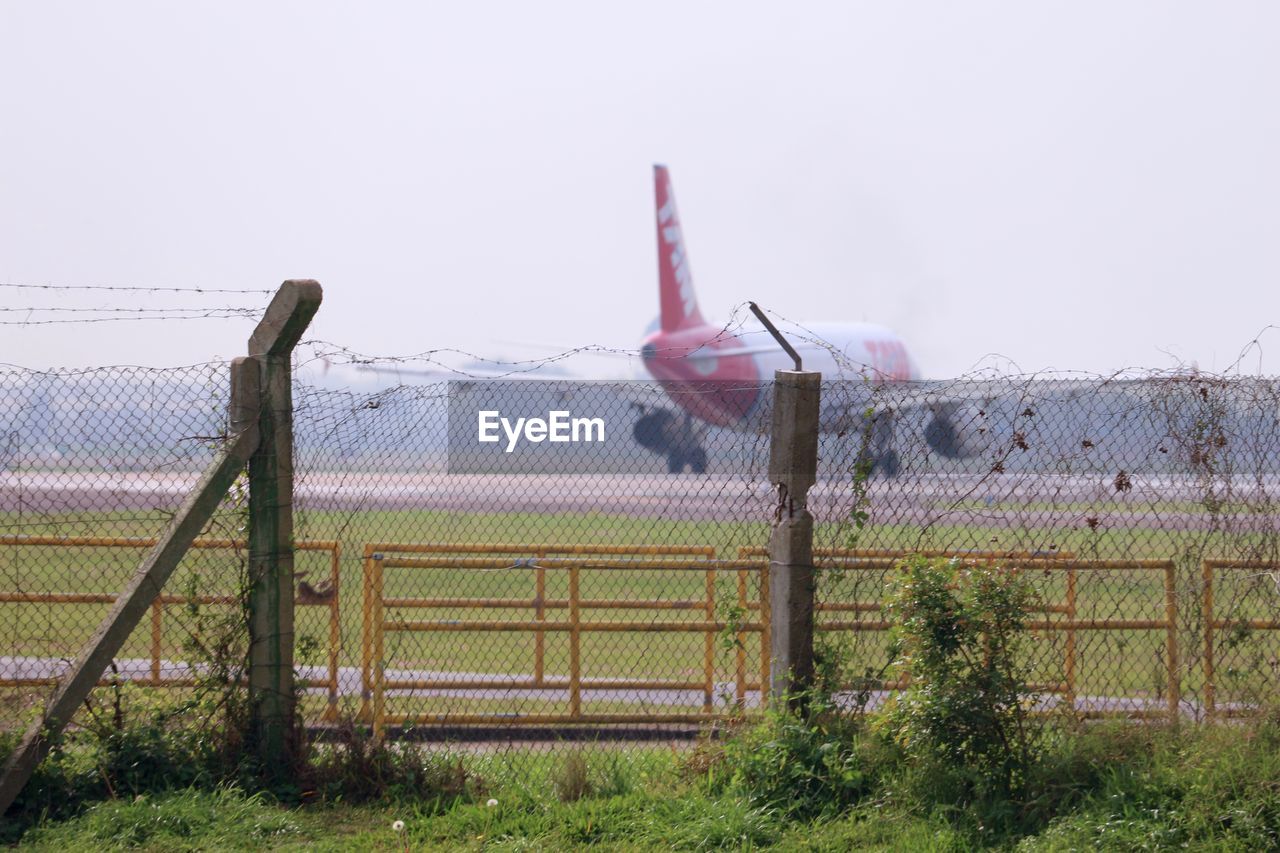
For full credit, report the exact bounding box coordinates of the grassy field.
[13,721,1280,850]
[12,785,962,851]
[3,506,1280,728]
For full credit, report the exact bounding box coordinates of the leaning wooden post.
[0,359,261,817]
[245,280,322,772]
[767,369,821,708]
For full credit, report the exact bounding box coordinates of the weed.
[552,751,591,803]
[724,695,887,820]
[304,720,478,807]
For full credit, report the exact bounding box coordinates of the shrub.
[724,695,887,820]
[879,555,1039,806]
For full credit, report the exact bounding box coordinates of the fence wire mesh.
[6,353,1280,751]
[0,361,336,734]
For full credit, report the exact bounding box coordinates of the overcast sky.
[2,2,1278,377]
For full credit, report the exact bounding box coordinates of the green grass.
[17,787,304,851]
[15,792,967,851]
[17,720,1280,850]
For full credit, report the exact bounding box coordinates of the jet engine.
[924,403,992,459]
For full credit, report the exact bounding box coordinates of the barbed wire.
[0,282,275,295]
[0,280,272,329]
[0,309,262,325]
[294,303,769,380]
[0,306,263,314]
[0,359,230,375]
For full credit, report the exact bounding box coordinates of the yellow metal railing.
[736,549,1181,721]
[0,535,342,718]
[363,544,1189,730]
[1199,559,1280,720]
[1,534,1203,727]
[360,543,766,734]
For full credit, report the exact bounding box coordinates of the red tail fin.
[654,165,706,332]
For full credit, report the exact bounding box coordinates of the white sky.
[2,2,1278,376]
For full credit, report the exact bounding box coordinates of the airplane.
[629,164,987,475]
[325,165,991,477]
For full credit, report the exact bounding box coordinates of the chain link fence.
[5,354,1280,748]
[0,362,337,735]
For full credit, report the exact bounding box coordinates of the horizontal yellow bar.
[813,618,1170,632]
[0,535,338,552]
[383,597,1066,616]
[0,592,232,605]
[1027,619,1172,630]
[1212,619,1280,630]
[381,557,759,571]
[845,559,1172,571]
[1204,559,1280,569]
[815,602,881,613]
[739,546,1076,559]
[741,601,879,613]
[385,619,765,633]
[753,600,1062,615]
[382,597,708,611]
[383,617,1120,633]
[381,713,743,726]
[739,549,1163,570]
[0,675,331,688]
[383,678,754,691]
[0,592,330,607]
[367,542,715,557]
[1050,560,1175,570]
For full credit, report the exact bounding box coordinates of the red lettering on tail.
[654,165,706,333]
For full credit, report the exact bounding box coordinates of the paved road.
[1,654,1223,723]
[5,470,1278,530]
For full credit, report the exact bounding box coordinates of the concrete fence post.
[0,280,323,814]
[767,370,821,708]
[245,280,322,773]
[0,361,262,817]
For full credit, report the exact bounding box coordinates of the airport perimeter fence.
[7,352,1280,759]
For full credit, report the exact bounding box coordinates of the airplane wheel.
[667,451,686,473]
[688,447,708,474]
[876,450,901,479]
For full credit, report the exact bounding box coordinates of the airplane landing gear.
[854,408,901,479]
[875,448,900,478]
[667,445,708,474]
[633,406,709,475]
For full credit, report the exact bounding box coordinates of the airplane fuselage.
[640,319,921,432]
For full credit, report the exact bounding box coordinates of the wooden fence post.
[767,370,821,708]
[245,280,322,773]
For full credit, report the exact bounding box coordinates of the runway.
[4,470,1279,531]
